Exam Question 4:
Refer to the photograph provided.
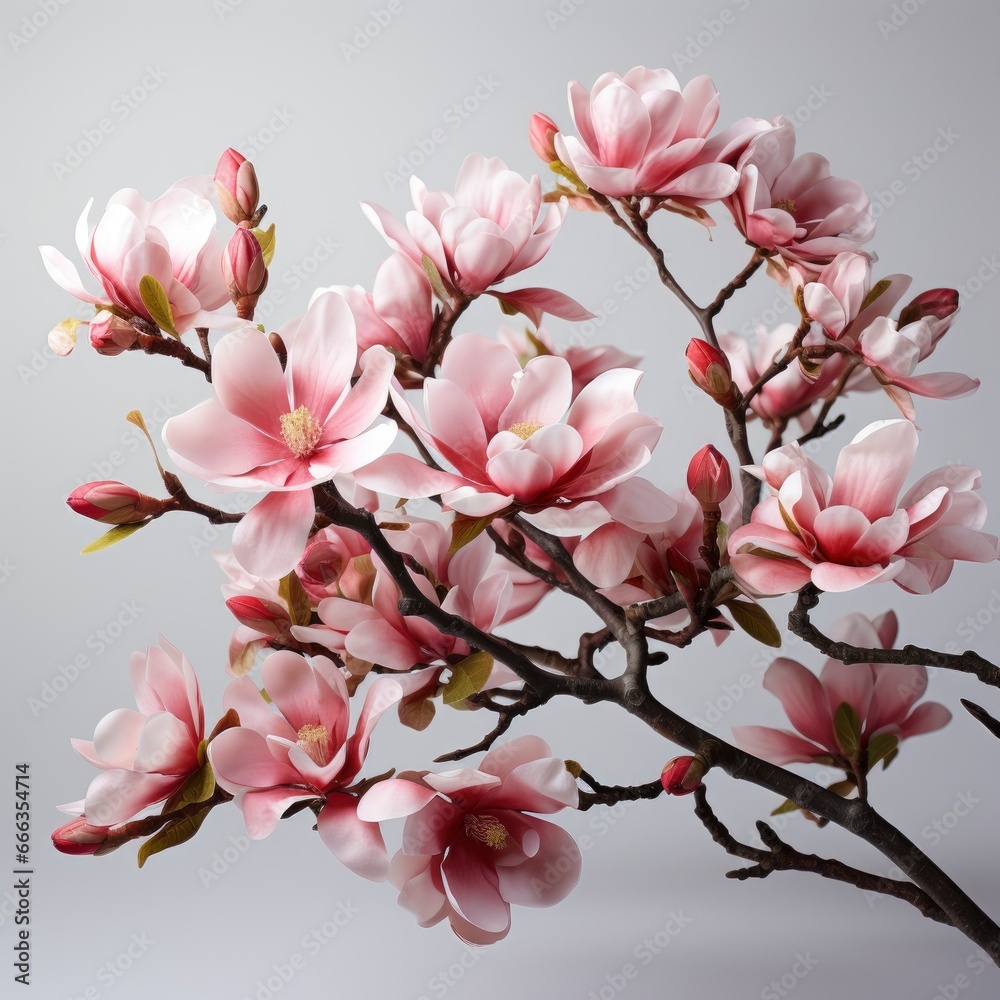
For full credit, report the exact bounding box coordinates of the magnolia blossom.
[728,120,874,279]
[358,736,580,944]
[720,325,851,428]
[163,292,396,579]
[734,612,951,765]
[40,178,229,347]
[728,420,999,595]
[795,251,873,339]
[552,67,767,209]
[51,816,112,856]
[209,652,411,880]
[356,333,675,533]
[362,154,589,324]
[66,638,204,827]
[496,325,642,398]
[321,252,435,376]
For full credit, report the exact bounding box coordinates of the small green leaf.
[443,652,494,705]
[549,160,588,192]
[524,329,552,357]
[826,778,856,797]
[252,224,276,267]
[278,571,312,628]
[161,761,215,814]
[496,298,521,317]
[881,747,900,770]
[449,514,494,554]
[833,702,862,757]
[420,254,451,303]
[138,274,178,337]
[727,600,782,648]
[564,760,583,779]
[770,797,800,816]
[716,519,728,550]
[81,520,150,554]
[137,810,208,868]
[867,732,899,771]
[860,277,892,312]
[398,697,435,731]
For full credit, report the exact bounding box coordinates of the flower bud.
[529,112,560,163]
[223,227,268,309]
[686,445,733,511]
[214,148,260,225]
[67,481,165,524]
[686,339,737,407]
[225,596,290,638]
[51,818,111,855]
[89,312,138,357]
[897,287,959,326]
[660,756,703,796]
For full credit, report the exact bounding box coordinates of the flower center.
[507,421,543,441]
[464,813,509,849]
[295,724,332,767]
[774,197,796,214]
[280,406,322,458]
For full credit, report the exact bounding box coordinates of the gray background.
[5,1,1000,997]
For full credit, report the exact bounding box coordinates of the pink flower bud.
[51,818,111,855]
[687,445,733,510]
[89,312,138,357]
[214,148,260,225]
[529,113,560,163]
[686,339,737,407]
[225,596,289,637]
[898,287,959,326]
[660,756,702,796]
[67,481,164,524]
[222,227,268,302]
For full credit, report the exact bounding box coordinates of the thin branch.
[789,586,1000,690]
[433,692,540,763]
[692,786,950,924]
[129,325,212,381]
[706,250,766,319]
[576,769,664,811]
[486,525,565,591]
[961,699,1000,740]
[195,327,212,365]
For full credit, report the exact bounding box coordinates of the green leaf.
[81,520,150,554]
[443,652,494,705]
[770,797,800,816]
[826,778,856,798]
[161,761,215,815]
[524,328,551,357]
[867,732,899,771]
[279,571,312,627]
[137,810,208,869]
[138,274,178,337]
[420,254,451,303]
[449,514,494,554]
[398,697,435,731]
[833,702,862,757]
[252,223,276,267]
[549,160,588,192]
[860,277,892,312]
[881,747,900,771]
[726,600,782,648]
[496,298,521,317]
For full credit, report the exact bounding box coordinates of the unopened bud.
[225,595,290,637]
[214,148,260,225]
[67,481,164,524]
[89,312,138,356]
[660,756,703,795]
[686,445,733,511]
[898,287,959,326]
[51,818,111,855]
[223,228,268,320]
[686,339,737,407]
[529,112,560,163]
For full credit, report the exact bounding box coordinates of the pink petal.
[357,778,439,822]
[231,489,318,580]
[829,420,917,521]
[317,793,389,881]
[764,657,836,749]
[731,725,827,765]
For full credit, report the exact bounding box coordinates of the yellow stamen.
[296,724,332,767]
[280,406,322,458]
[774,197,796,214]
[507,421,543,441]
[464,813,509,849]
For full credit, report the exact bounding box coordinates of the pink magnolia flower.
[163,292,396,579]
[40,178,230,346]
[720,325,851,428]
[362,153,590,324]
[322,252,435,377]
[553,67,767,208]
[733,611,951,766]
[497,325,642,399]
[794,251,873,338]
[209,652,411,880]
[357,736,580,944]
[728,419,999,595]
[727,120,875,279]
[356,333,675,532]
[88,311,138,356]
[67,638,204,827]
